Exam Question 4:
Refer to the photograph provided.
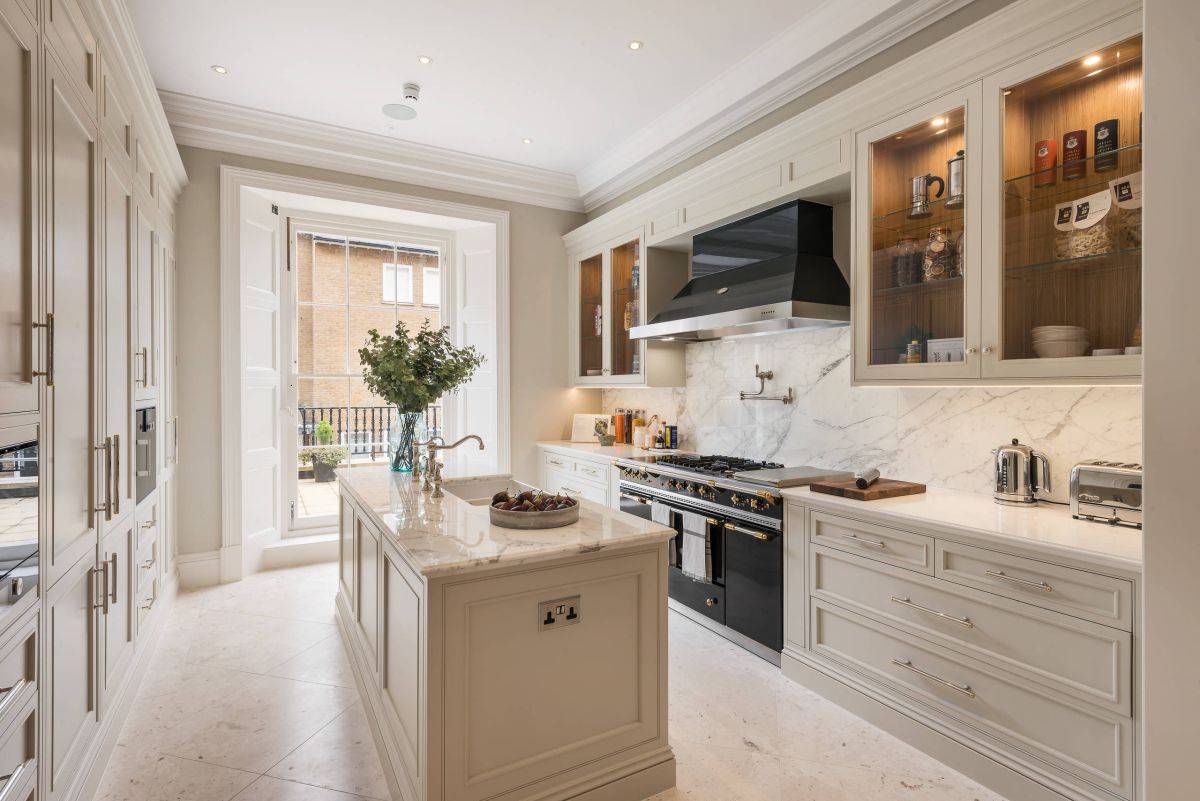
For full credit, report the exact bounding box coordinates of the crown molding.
[162,92,584,213]
[91,0,187,198]
[576,0,974,212]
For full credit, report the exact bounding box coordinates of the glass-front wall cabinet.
[856,84,981,381]
[572,232,645,385]
[989,33,1142,378]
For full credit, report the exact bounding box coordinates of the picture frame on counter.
[570,413,612,442]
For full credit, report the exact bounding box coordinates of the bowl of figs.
[489,489,580,529]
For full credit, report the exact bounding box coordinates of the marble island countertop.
[782,484,1142,572]
[337,465,675,578]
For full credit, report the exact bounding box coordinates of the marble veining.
[603,328,1141,503]
[783,485,1142,570]
[337,466,674,578]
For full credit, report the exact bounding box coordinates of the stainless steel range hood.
[630,200,850,342]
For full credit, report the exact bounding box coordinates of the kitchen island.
[335,466,676,801]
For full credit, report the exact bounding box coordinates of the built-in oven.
[135,407,156,504]
[621,479,782,661]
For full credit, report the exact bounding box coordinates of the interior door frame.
[278,212,455,535]
[219,166,510,583]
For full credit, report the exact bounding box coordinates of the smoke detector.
[383,83,421,121]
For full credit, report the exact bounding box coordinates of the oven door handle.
[620,491,653,505]
[723,521,777,541]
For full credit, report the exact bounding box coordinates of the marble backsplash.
[600,328,1142,503]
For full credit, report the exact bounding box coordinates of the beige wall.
[175,145,595,557]
[1142,0,1199,797]
[586,0,1018,218]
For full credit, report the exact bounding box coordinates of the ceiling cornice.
[576,0,975,211]
[91,0,188,197]
[161,92,585,213]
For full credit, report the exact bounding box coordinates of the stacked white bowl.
[1032,325,1090,358]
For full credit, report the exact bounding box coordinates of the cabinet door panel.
[0,4,38,416]
[356,516,380,666]
[44,0,97,106]
[100,518,135,711]
[102,150,134,515]
[339,494,355,601]
[45,55,98,587]
[44,551,99,801]
[133,202,154,399]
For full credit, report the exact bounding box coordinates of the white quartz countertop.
[781,484,1142,573]
[537,440,686,461]
[337,466,674,578]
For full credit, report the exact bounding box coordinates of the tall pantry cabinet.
[0,1,183,800]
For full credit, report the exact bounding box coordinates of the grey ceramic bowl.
[489,501,580,529]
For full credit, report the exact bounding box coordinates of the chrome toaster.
[1069,461,1143,529]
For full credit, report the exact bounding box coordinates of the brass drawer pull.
[985,569,1053,593]
[890,596,974,628]
[840,532,886,550]
[891,658,976,698]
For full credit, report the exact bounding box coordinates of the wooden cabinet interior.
[578,253,602,378]
[868,106,966,366]
[1000,35,1143,361]
[609,239,639,377]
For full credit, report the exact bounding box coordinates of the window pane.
[295,231,315,303]
[310,235,347,304]
[349,307,397,373]
[423,266,440,306]
[296,304,314,374]
[310,305,348,374]
[348,240,395,306]
[297,377,349,446]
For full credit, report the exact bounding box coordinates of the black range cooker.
[616,453,849,664]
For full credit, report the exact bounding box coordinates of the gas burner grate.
[653,454,784,477]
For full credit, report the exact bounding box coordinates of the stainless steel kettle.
[992,438,1051,505]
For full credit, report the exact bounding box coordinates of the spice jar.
[922,227,956,282]
[892,237,922,286]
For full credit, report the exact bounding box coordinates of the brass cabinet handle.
[140,558,156,570]
[109,553,118,605]
[891,658,975,698]
[705,597,717,607]
[32,313,53,385]
[93,564,110,614]
[890,596,974,628]
[985,569,1052,593]
[94,437,112,519]
[112,433,120,515]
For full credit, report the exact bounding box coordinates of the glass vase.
[388,411,427,473]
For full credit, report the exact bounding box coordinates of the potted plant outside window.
[358,321,484,472]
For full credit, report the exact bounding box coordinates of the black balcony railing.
[297,405,442,464]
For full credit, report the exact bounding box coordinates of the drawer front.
[811,600,1133,799]
[136,498,159,551]
[540,451,571,474]
[573,460,608,483]
[936,541,1133,631]
[0,701,36,799]
[668,568,724,625]
[811,545,1131,713]
[556,474,607,505]
[137,576,160,632]
[0,617,36,728]
[137,535,158,594]
[810,511,933,574]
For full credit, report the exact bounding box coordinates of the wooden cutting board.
[809,477,927,501]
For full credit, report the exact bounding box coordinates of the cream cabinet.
[132,200,156,400]
[536,446,612,507]
[853,17,1142,386]
[0,1,38,418]
[568,229,686,388]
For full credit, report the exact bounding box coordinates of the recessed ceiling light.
[211,64,228,75]
[383,103,417,121]
[931,116,946,128]
[417,55,433,65]
[1083,54,1102,67]
[628,40,643,50]
[521,137,532,144]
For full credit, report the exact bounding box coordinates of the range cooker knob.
[667,480,679,490]
[705,597,718,607]
[748,497,762,511]
[686,483,697,494]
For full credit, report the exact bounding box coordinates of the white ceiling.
[129,0,968,210]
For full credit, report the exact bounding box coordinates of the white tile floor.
[100,562,1006,801]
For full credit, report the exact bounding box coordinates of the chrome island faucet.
[426,435,486,498]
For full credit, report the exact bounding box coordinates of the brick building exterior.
[294,231,441,447]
